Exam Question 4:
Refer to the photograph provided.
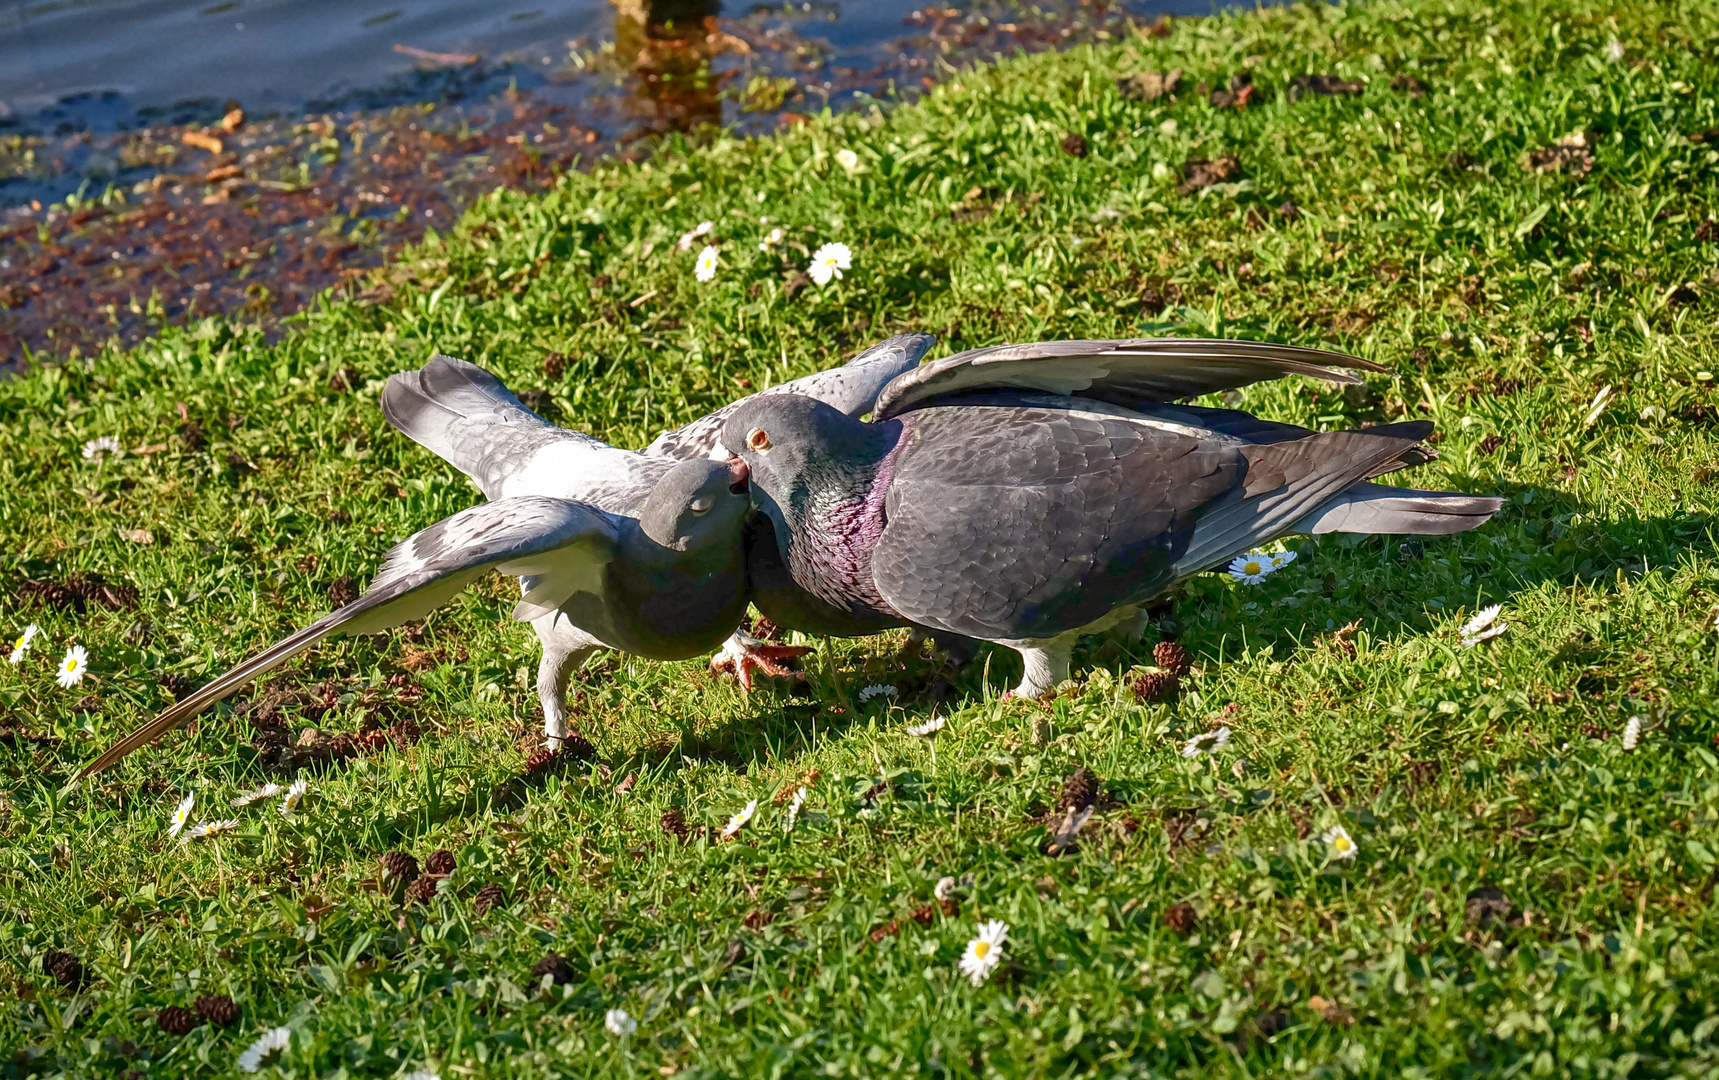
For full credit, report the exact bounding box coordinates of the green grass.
[5,0,1719,1075]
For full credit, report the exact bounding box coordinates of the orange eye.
[747,428,772,452]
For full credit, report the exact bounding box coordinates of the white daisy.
[906,713,947,737]
[1269,549,1297,570]
[694,244,720,283]
[81,435,122,460]
[1226,552,1273,584]
[168,793,195,839]
[758,227,784,251]
[1180,726,1231,758]
[857,683,897,704]
[56,644,89,688]
[1603,38,1624,63]
[403,1073,441,1080]
[785,785,807,831]
[1622,715,1643,750]
[279,779,308,815]
[185,819,240,842]
[8,624,40,664]
[604,1008,637,1037]
[808,241,852,286]
[720,799,757,840]
[231,783,284,808]
[677,219,714,251]
[237,1027,291,1073]
[1460,604,1508,648]
[958,920,1009,986]
[1322,825,1358,861]
[834,148,859,172]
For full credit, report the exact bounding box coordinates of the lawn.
[4,0,1719,1075]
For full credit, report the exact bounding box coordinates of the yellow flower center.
[972,941,990,959]
[64,659,75,671]
[1336,836,1352,851]
[1244,562,1262,575]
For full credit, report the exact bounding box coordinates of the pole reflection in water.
[612,0,742,135]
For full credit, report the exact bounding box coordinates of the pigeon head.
[721,396,896,530]
[635,457,752,551]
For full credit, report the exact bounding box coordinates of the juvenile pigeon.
[377,335,934,738]
[723,338,1502,697]
[76,457,750,779]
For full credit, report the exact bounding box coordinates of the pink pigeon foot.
[710,630,814,691]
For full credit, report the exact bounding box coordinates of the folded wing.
[75,497,618,780]
[871,337,1387,420]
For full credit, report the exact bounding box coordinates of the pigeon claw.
[710,631,813,691]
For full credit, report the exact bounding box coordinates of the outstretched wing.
[871,338,1386,420]
[642,333,937,460]
[76,498,618,781]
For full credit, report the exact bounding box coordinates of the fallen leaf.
[181,130,224,155]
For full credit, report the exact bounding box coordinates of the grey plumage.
[724,337,1502,697]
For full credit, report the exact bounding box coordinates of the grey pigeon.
[76,457,749,780]
[376,335,934,737]
[723,337,1502,697]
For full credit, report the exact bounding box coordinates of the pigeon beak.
[725,456,750,494]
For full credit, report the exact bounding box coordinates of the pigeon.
[722,337,1502,697]
[75,456,750,780]
[376,335,935,737]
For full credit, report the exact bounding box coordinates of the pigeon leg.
[533,617,599,749]
[1005,634,1077,698]
[709,630,813,691]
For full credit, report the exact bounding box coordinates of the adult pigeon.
[377,335,935,739]
[722,338,1502,697]
[76,457,750,780]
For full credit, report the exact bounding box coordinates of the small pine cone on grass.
[425,849,457,876]
[1153,640,1192,676]
[1060,766,1100,812]
[473,882,506,916]
[523,747,561,777]
[531,952,575,986]
[909,904,937,927]
[660,809,690,843]
[42,949,86,990]
[1131,670,1181,704]
[195,994,239,1027]
[404,875,441,905]
[157,1006,200,1036]
[1163,901,1199,935]
[378,851,420,884]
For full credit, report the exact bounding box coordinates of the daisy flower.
[604,1008,637,1037]
[279,779,308,815]
[237,1027,291,1073]
[694,244,720,283]
[677,219,714,251]
[168,793,195,839]
[231,783,283,808]
[906,713,947,737]
[785,785,807,831]
[758,227,784,251]
[403,1073,441,1080]
[857,683,897,704]
[834,148,859,172]
[1460,604,1507,648]
[8,624,40,664]
[56,645,89,688]
[1181,726,1231,758]
[808,242,852,286]
[1226,552,1273,585]
[1603,38,1624,63]
[185,819,240,842]
[720,799,757,840]
[81,435,122,460]
[1322,825,1358,861]
[958,920,1009,986]
[1269,549,1297,570]
[1622,715,1643,750]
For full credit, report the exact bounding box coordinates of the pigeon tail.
[1294,483,1503,535]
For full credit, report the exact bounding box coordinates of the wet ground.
[0,0,1210,366]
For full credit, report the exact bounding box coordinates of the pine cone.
[326,575,359,606]
[425,849,457,876]
[473,882,506,916]
[1130,670,1181,703]
[41,949,86,989]
[404,875,440,905]
[1060,766,1100,812]
[1153,640,1192,676]
[561,733,596,759]
[378,851,420,883]
[194,994,239,1026]
[909,904,937,927]
[531,951,575,986]
[1163,901,1199,935]
[660,809,690,843]
[523,747,561,777]
[157,1006,200,1036]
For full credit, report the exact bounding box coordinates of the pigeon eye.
[747,428,772,452]
[689,495,715,515]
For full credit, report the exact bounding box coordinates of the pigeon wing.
[642,333,937,460]
[76,497,618,781]
[871,338,1386,420]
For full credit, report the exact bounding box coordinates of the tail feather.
[1295,483,1503,535]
